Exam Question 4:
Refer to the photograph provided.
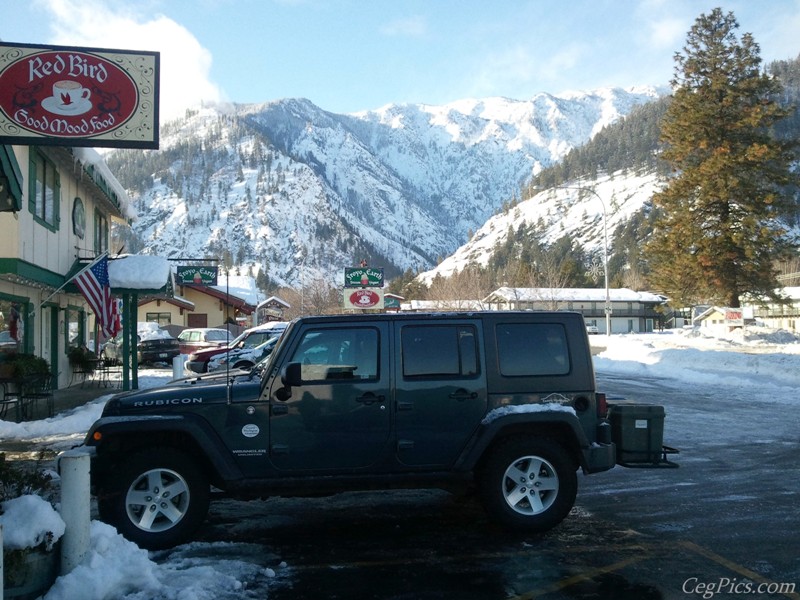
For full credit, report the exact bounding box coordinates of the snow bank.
[593,327,800,394]
[0,494,65,550]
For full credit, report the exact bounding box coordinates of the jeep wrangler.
[82,311,673,549]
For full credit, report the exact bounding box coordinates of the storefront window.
[0,297,26,354]
[66,306,85,350]
[146,312,172,326]
[94,209,108,253]
[29,149,60,231]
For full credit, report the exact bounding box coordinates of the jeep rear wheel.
[479,437,577,532]
[97,448,209,550]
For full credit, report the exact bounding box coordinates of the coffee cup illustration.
[54,80,91,105]
[42,79,92,115]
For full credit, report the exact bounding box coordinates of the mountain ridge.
[107,86,666,287]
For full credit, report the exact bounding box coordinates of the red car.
[176,328,231,356]
[184,322,287,373]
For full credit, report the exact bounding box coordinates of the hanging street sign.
[344,267,384,288]
[0,41,159,149]
[344,288,384,310]
[177,266,218,286]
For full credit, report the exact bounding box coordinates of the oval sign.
[349,289,380,308]
[0,50,139,139]
[242,424,260,438]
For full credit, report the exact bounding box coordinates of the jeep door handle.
[356,393,385,406]
[449,389,478,401]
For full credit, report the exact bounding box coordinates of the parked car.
[177,328,231,355]
[0,330,18,353]
[185,322,287,374]
[84,311,674,550]
[585,324,599,335]
[206,336,280,372]
[102,322,180,365]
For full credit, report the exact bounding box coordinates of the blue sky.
[3,0,800,121]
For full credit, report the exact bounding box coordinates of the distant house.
[400,299,486,312]
[481,287,666,334]
[744,287,800,333]
[255,296,290,324]
[694,306,753,333]
[138,273,263,329]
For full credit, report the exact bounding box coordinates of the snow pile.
[593,327,800,393]
[44,523,283,600]
[0,494,65,550]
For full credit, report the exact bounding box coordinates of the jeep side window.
[290,328,379,382]
[496,323,570,376]
[402,325,479,378]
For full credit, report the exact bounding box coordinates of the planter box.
[3,545,60,600]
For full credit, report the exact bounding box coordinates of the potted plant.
[67,345,95,375]
[2,354,50,380]
[0,452,64,599]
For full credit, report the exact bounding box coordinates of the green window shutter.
[28,151,37,213]
[54,170,61,229]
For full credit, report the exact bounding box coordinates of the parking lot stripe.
[679,540,800,600]
[508,554,649,600]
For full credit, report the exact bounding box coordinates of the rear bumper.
[185,359,207,373]
[139,349,180,363]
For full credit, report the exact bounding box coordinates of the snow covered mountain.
[417,171,664,284]
[110,86,665,287]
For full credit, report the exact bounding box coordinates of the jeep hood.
[101,376,261,416]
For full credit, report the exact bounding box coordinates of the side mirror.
[275,362,302,401]
[281,362,302,387]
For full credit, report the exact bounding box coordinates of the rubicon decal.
[0,42,159,148]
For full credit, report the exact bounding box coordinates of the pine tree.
[646,9,799,308]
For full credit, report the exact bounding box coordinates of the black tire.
[233,361,254,370]
[478,437,577,532]
[96,447,209,550]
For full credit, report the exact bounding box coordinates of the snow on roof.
[484,287,665,304]
[109,255,172,290]
[210,274,264,306]
[72,147,136,221]
[400,299,487,311]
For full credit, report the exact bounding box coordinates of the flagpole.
[39,251,109,308]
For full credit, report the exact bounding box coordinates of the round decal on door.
[242,424,260,438]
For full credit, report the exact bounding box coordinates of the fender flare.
[456,411,590,471]
[85,414,245,483]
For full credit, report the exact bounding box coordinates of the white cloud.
[645,16,687,49]
[38,0,224,122]
[379,16,428,37]
[469,43,586,99]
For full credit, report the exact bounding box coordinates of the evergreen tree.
[646,9,799,308]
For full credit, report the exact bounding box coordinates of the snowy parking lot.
[2,326,800,599]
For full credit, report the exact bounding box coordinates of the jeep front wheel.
[97,448,209,550]
[479,437,577,532]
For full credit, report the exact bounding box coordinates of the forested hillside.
[407,53,800,300]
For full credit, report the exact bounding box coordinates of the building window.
[0,297,27,354]
[94,209,108,253]
[65,306,85,350]
[28,149,60,231]
[146,312,172,326]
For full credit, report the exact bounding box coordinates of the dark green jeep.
[83,311,672,549]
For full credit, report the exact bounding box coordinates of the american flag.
[73,254,120,339]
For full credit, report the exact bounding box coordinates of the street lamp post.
[539,185,612,336]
